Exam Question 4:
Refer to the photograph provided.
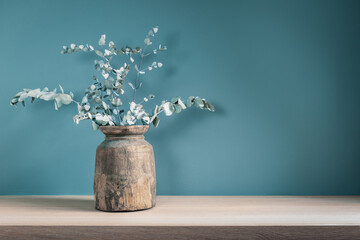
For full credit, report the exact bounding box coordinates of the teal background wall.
[1,0,360,195]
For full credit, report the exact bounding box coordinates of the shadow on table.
[1,197,97,212]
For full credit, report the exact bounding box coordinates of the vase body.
[94,125,156,211]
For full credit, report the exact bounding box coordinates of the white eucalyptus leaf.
[102,71,109,79]
[54,93,72,106]
[84,105,91,111]
[170,96,180,103]
[130,102,137,112]
[95,50,103,57]
[159,44,167,51]
[163,102,175,116]
[174,104,182,113]
[194,97,204,108]
[102,101,108,110]
[40,90,56,101]
[98,34,106,46]
[59,84,64,94]
[18,92,28,102]
[92,121,99,130]
[27,88,41,98]
[108,41,115,48]
[142,116,150,125]
[111,97,122,107]
[104,49,112,56]
[177,99,186,109]
[128,82,135,90]
[144,38,152,45]
[81,96,88,104]
[186,96,195,107]
[104,79,114,89]
[10,98,18,105]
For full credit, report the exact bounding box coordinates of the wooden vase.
[94,125,156,211]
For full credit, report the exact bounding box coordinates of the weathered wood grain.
[94,125,156,211]
[1,226,360,240]
[1,196,360,226]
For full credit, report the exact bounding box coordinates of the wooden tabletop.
[0,195,359,226]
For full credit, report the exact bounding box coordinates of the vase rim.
[99,125,150,136]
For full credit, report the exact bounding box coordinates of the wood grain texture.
[0,196,359,226]
[1,226,360,240]
[95,126,156,212]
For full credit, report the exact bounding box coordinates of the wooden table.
[0,196,359,239]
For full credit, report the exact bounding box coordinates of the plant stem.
[116,106,122,124]
[133,45,148,102]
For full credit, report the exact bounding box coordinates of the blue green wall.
[1,0,360,195]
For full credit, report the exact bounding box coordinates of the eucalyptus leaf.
[170,96,180,103]
[98,34,106,46]
[152,116,160,127]
[174,104,182,113]
[163,102,175,116]
[194,97,204,108]
[186,96,195,107]
[59,84,64,94]
[128,82,135,90]
[95,50,103,57]
[111,97,122,107]
[108,41,115,49]
[144,38,152,45]
[92,121,99,130]
[104,79,114,89]
[177,99,186,109]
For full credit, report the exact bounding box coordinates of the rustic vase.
[94,125,156,211]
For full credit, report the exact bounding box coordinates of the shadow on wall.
[1,100,76,194]
[148,103,224,195]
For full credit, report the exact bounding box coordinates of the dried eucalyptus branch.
[10,27,215,130]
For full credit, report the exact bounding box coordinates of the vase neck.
[105,134,145,140]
